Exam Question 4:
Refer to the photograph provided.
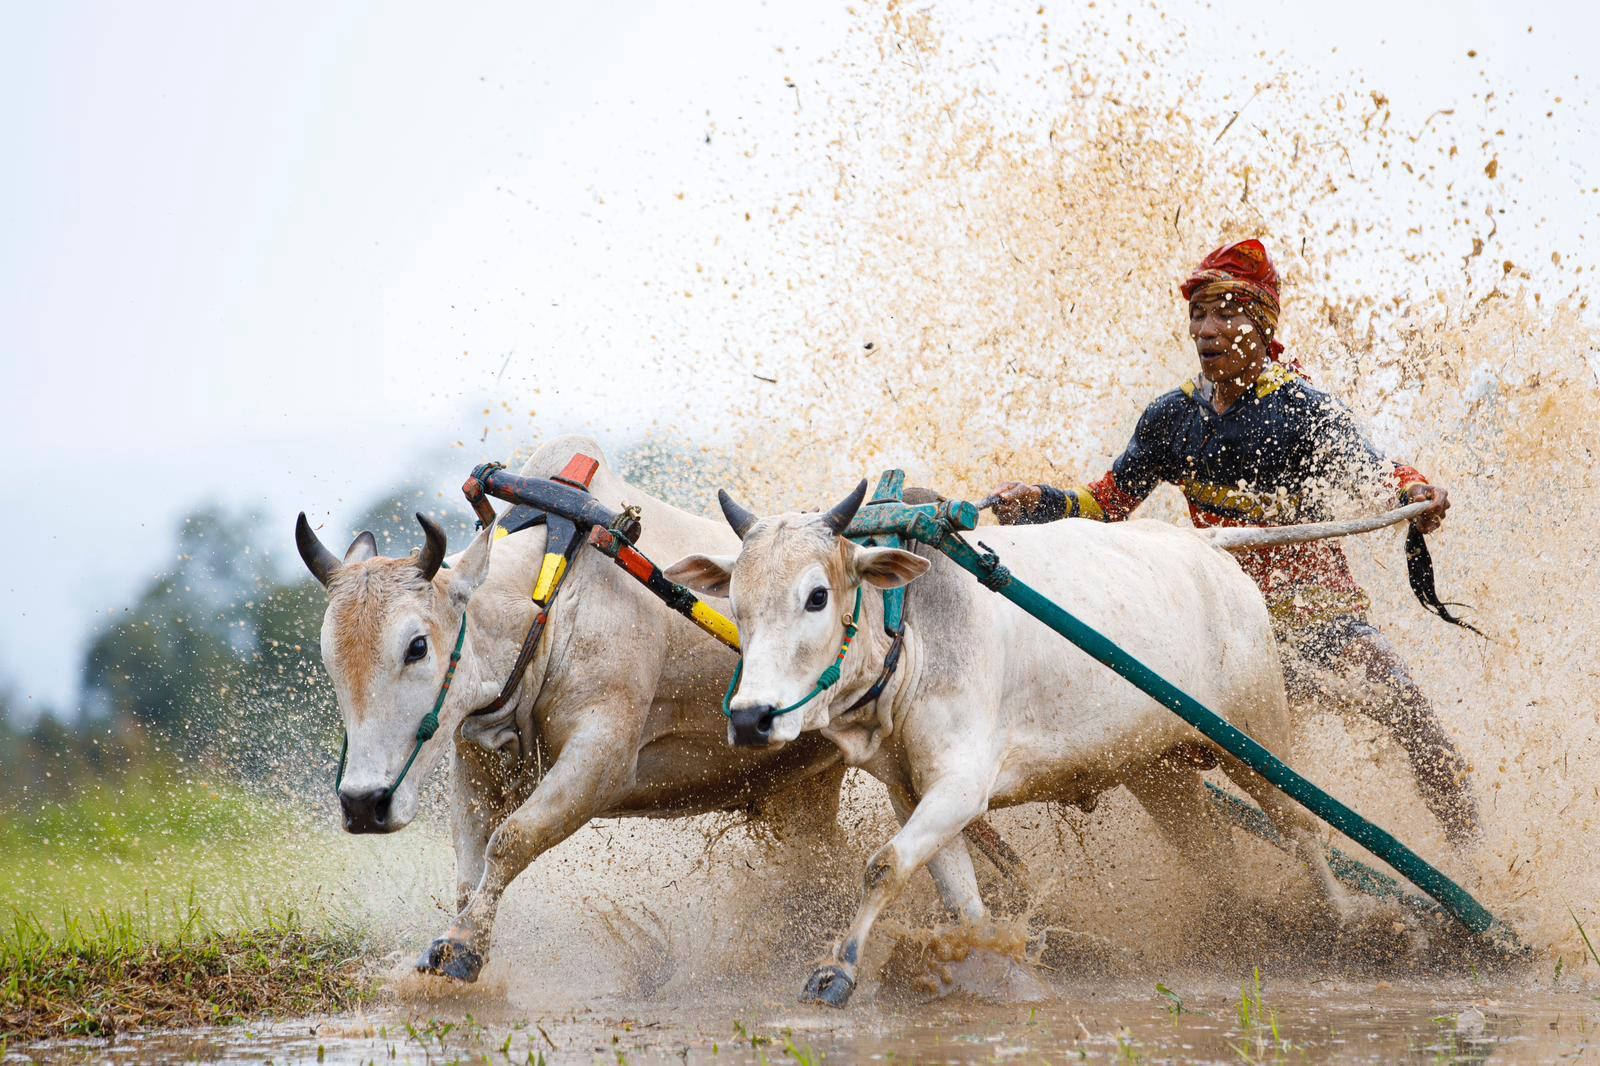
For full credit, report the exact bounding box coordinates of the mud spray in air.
[73,4,1600,1062]
[676,0,1600,971]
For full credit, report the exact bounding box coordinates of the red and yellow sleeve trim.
[1085,472,1141,522]
[1393,464,1429,495]
[1061,487,1106,521]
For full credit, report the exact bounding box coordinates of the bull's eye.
[404,636,428,664]
[805,586,829,612]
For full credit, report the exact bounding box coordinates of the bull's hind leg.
[1123,759,1242,882]
[1215,753,1356,920]
[801,772,990,1008]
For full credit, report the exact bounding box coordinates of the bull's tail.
[1201,499,1436,552]
[962,817,1033,914]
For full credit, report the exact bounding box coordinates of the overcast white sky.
[2,1,1595,716]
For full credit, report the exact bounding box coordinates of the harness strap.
[465,508,592,722]
[835,470,923,719]
[842,626,905,715]
[469,608,550,720]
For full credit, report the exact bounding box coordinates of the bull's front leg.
[447,739,522,913]
[802,772,990,1008]
[418,716,639,982]
[884,779,986,923]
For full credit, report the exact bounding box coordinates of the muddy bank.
[0,908,368,1044]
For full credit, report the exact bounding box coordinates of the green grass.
[0,775,360,937]
[1231,966,1293,1064]
[0,897,369,1042]
[0,775,407,1043]
[1570,907,1600,970]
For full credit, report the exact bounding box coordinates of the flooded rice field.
[28,977,1600,1064]
[10,781,1600,1064]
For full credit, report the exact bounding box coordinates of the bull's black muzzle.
[729,705,777,748]
[340,787,396,833]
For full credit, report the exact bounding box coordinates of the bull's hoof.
[799,965,856,1008]
[415,938,484,982]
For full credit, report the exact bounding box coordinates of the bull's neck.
[449,606,491,708]
[828,585,900,712]
[450,596,527,717]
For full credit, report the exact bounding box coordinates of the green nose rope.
[335,613,468,798]
[722,588,862,718]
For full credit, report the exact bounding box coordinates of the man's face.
[1189,291,1268,384]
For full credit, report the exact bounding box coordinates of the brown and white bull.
[294,437,1005,984]
[665,482,1434,1006]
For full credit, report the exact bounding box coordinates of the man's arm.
[989,480,1113,524]
[1310,394,1450,533]
[992,400,1175,525]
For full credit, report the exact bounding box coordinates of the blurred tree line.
[0,438,723,803]
[1,490,473,803]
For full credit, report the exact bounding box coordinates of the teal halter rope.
[335,613,468,797]
[722,588,862,718]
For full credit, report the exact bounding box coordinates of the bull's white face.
[667,503,927,748]
[297,515,493,832]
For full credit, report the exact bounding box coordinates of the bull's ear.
[851,546,929,589]
[447,522,497,609]
[664,554,736,598]
[344,531,378,564]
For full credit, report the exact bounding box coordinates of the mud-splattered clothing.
[1014,360,1477,843]
[1020,362,1430,627]
[1275,615,1477,843]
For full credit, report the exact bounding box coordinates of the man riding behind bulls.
[989,238,1479,847]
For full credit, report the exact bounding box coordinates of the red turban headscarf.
[1180,238,1285,360]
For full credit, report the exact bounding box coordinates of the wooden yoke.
[842,471,980,554]
[463,455,735,650]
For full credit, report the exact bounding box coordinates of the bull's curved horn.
[344,531,378,564]
[295,513,342,587]
[821,479,869,536]
[415,512,447,580]
[717,489,758,540]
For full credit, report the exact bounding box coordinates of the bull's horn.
[415,512,447,580]
[344,531,378,564]
[718,489,758,540]
[821,479,869,536]
[295,513,342,587]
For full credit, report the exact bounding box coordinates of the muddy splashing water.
[195,0,1600,1019]
[654,2,1600,974]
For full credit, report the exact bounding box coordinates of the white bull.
[294,437,1007,984]
[665,481,1426,1006]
